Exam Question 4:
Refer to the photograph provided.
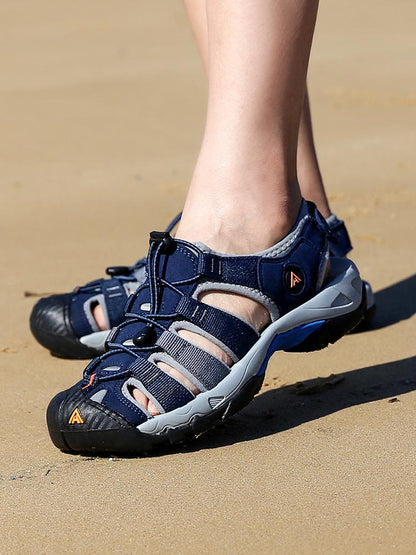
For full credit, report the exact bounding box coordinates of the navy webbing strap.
[129,357,194,412]
[199,254,259,288]
[101,280,128,326]
[175,296,259,360]
[157,331,230,390]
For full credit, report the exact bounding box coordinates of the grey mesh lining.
[132,265,147,284]
[262,219,307,258]
[193,281,280,322]
[123,281,139,297]
[325,213,340,228]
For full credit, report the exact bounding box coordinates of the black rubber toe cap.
[46,385,144,454]
[30,295,97,359]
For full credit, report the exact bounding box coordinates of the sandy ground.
[1,1,415,553]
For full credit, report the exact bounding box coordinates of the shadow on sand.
[367,273,416,330]
[188,355,416,452]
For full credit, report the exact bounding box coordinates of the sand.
[1,1,415,553]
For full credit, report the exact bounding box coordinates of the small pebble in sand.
[1,347,16,354]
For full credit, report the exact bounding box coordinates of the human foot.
[30,209,374,362]
[131,188,297,416]
[30,261,146,359]
[46,201,365,454]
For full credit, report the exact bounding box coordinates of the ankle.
[176,188,302,254]
[176,130,302,252]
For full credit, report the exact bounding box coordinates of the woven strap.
[176,296,259,360]
[101,280,129,326]
[157,331,230,390]
[199,254,259,288]
[130,357,194,412]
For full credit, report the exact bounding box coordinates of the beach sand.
[1,1,415,553]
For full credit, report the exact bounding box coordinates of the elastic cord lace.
[76,258,146,295]
[76,211,181,297]
[88,238,201,380]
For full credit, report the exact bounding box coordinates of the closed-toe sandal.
[47,200,366,454]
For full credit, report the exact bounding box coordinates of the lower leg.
[297,87,331,217]
[133,0,319,413]
[94,2,327,332]
[185,0,331,220]
[177,1,320,253]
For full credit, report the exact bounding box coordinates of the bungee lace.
[83,235,201,381]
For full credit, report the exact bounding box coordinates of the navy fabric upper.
[327,218,353,258]
[69,265,145,338]
[78,201,329,426]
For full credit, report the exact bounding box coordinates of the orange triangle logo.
[290,271,302,288]
[68,408,84,425]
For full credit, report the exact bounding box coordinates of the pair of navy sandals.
[31,202,374,454]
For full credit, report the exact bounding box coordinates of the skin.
[183,0,331,219]
[297,87,331,217]
[130,0,321,413]
[93,1,330,331]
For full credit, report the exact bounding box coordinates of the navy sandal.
[326,214,375,326]
[30,214,181,359]
[47,200,365,454]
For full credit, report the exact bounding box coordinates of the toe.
[47,383,138,453]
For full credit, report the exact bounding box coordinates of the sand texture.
[1,1,415,553]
